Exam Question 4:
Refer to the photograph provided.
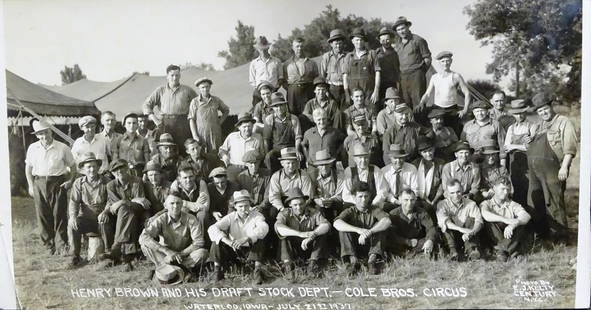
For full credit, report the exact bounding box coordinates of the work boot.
[367,254,379,275]
[253,267,264,285]
[67,255,84,269]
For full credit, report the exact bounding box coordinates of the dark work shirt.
[207,181,241,215]
[394,33,431,73]
[389,206,437,241]
[375,46,400,85]
[151,154,179,182]
[106,176,145,210]
[336,205,388,229]
[302,127,346,165]
[382,121,432,163]
[236,169,272,207]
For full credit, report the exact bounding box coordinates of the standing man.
[249,36,284,107]
[25,120,75,254]
[263,92,303,172]
[71,115,111,175]
[112,113,151,176]
[528,93,578,243]
[342,28,381,108]
[320,29,348,109]
[137,114,157,156]
[393,16,431,109]
[143,64,197,149]
[252,82,275,134]
[375,27,400,112]
[188,78,230,154]
[302,77,344,131]
[283,37,319,115]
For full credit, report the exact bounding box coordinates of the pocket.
[546,129,560,147]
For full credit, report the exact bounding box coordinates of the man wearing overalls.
[342,27,381,110]
[527,93,577,244]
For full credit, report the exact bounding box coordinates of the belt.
[328,82,343,86]
[161,114,187,118]
[33,174,67,180]
[288,82,313,87]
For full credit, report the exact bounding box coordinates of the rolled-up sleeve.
[139,216,165,251]
[208,214,231,244]
[188,216,205,248]
[436,201,450,231]
[561,118,578,157]
[143,87,162,115]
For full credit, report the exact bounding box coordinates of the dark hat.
[78,115,97,128]
[157,133,176,146]
[253,36,271,49]
[30,119,51,135]
[531,92,554,111]
[418,139,434,151]
[327,29,346,42]
[471,100,490,110]
[454,141,473,153]
[235,112,256,127]
[242,149,263,163]
[77,152,102,169]
[194,77,213,87]
[143,160,162,173]
[122,112,138,124]
[387,144,408,158]
[312,149,336,166]
[257,81,274,92]
[378,26,395,37]
[284,187,309,205]
[427,108,447,119]
[269,92,287,107]
[508,99,530,114]
[384,87,401,100]
[481,145,500,155]
[435,51,453,60]
[109,159,129,172]
[279,147,298,161]
[313,77,329,88]
[350,27,367,40]
[394,103,411,113]
[208,167,227,178]
[352,144,370,157]
[392,16,412,29]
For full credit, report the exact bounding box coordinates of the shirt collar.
[354,49,368,58]
[453,161,472,172]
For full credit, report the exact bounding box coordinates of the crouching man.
[275,188,331,280]
[139,194,209,281]
[387,189,437,259]
[480,177,531,261]
[208,190,269,284]
[333,182,391,276]
[436,179,483,261]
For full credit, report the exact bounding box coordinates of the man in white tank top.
[416,51,471,119]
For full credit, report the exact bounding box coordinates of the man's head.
[399,189,417,214]
[350,28,366,50]
[292,37,304,58]
[314,81,329,101]
[137,114,148,130]
[271,92,288,116]
[327,29,346,54]
[286,188,309,217]
[78,116,97,140]
[485,152,499,167]
[418,141,435,162]
[384,87,401,110]
[532,92,555,121]
[446,179,463,204]
[536,105,554,121]
[351,88,365,107]
[78,151,101,178]
[110,159,130,183]
[491,91,506,111]
[394,17,412,39]
[427,109,446,129]
[279,147,299,175]
[313,108,328,130]
[352,144,370,170]
[472,101,489,122]
[196,79,212,97]
[232,190,252,218]
[165,194,183,220]
[379,33,392,49]
[144,161,163,186]
[236,113,255,138]
[492,177,512,201]
[259,84,273,104]
[209,167,228,191]
[454,142,472,165]
[388,144,407,170]
[353,181,372,211]
[101,111,116,130]
[254,36,271,56]
[352,115,368,136]
[395,106,411,126]
[243,149,263,175]
[166,64,181,87]
[177,165,196,191]
[123,113,139,134]
[184,138,204,159]
[436,51,453,70]
[157,133,177,159]
[313,149,335,177]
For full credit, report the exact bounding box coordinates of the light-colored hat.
[30,119,51,135]
[77,152,102,169]
[232,190,252,204]
[352,144,370,157]
[384,87,401,100]
[313,149,336,166]
[508,99,529,114]
[157,133,176,146]
[279,147,298,161]
[436,51,453,60]
[153,264,185,285]
[78,115,97,128]
[209,167,227,178]
[194,77,213,87]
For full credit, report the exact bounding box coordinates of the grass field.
[10,108,583,309]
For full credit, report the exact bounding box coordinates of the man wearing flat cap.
[263,92,303,172]
[151,133,181,182]
[381,144,418,212]
[188,77,229,154]
[342,27,381,108]
[527,92,577,243]
[342,144,388,207]
[320,29,348,109]
[249,36,285,107]
[441,141,482,203]
[461,100,506,166]
[428,108,459,162]
[142,160,170,219]
[112,113,151,176]
[102,158,151,270]
[418,51,471,132]
[283,37,319,116]
[72,115,111,175]
[376,87,403,136]
[25,119,76,254]
[302,77,345,131]
[218,112,265,182]
[207,167,241,222]
[67,152,114,268]
[382,102,433,165]
[393,16,432,109]
[143,64,197,149]
[275,188,331,280]
[375,27,401,112]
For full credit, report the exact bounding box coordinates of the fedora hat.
[378,26,395,37]
[30,119,51,135]
[531,92,553,111]
[269,92,288,107]
[435,51,453,60]
[384,87,401,100]
[350,27,367,40]
[143,160,162,173]
[78,115,97,128]
[352,144,370,157]
[508,99,530,114]
[392,16,412,29]
[471,100,490,110]
[313,77,329,88]
[157,133,176,147]
[394,103,411,113]
[109,159,129,172]
[194,77,213,87]
[242,149,263,163]
[208,167,227,178]
[427,108,447,119]
[313,149,336,166]
[153,264,185,285]
[454,141,473,153]
[279,147,298,161]
[418,139,434,152]
[232,190,252,204]
[253,36,271,49]
[284,187,309,205]
[235,112,256,127]
[388,144,408,158]
[77,152,102,169]
[481,145,500,155]
[327,29,346,43]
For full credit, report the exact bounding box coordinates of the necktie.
[394,169,402,198]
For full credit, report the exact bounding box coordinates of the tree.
[181,62,216,71]
[217,20,256,69]
[464,0,582,101]
[60,64,86,85]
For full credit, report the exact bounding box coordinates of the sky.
[2,0,494,86]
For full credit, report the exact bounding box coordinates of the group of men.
[24,17,578,285]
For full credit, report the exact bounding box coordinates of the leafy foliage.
[60,64,86,85]
[217,20,257,70]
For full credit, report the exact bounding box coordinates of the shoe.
[368,262,379,275]
[99,248,121,261]
[213,266,224,282]
[449,250,460,261]
[284,262,296,282]
[468,249,480,260]
[67,256,84,269]
[495,251,508,262]
[253,268,264,285]
[307,260,320,276]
